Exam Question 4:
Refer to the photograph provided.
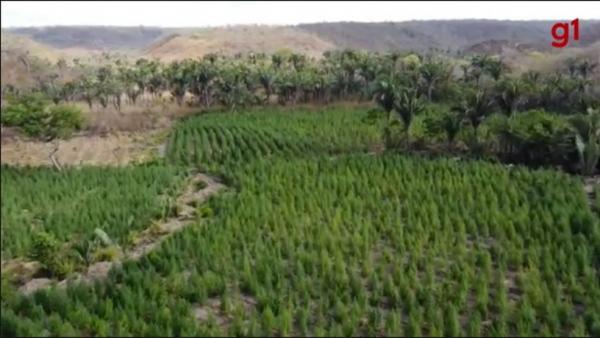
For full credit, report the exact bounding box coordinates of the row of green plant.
[2,154,598,336]
[0,164,187,262]
[166,104,382,171]
[166,102,600,175]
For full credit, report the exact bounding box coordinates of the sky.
[2,1,599,28]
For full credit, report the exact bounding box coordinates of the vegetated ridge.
[5,20,600,59]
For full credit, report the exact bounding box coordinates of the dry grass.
[81,98,197,134]
[144,25,336,61]
[0,130,164,167]
[0,95,202,167]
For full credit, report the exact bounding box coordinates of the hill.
[1,32,83,87]
[5,20,600,60]
[143,25,336,61]
[7,26,166,51]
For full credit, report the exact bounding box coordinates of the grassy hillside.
[8,26,166,51]
[298,20,600,53]
[143,26,336,61]
[6,20,600,60]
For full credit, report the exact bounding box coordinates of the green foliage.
[29,231,61,267]
[46,104,85,138]
[93,245,121,263]
[421,107,464,146]
[29,231,74,278]
[569,107,600,175]
[485,110,572,166]
[2,105,600,336]
[1,164,187,258]
[1,93,84,139]
[166,105,381,170]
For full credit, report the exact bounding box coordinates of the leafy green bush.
[1,93,50,133]
[485,110,572,166]
[46,104,85,139]
[93,245,121,262]
[1,94,84,139]
[419,106,463,146]
[29,231,60,264]
[29,231,74,278]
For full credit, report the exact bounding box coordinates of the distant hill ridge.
[4,20,600,60]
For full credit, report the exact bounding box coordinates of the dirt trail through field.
[584,175,599,210]
[14,172,225,295]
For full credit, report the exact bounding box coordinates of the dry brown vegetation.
[143,25,336,61]
[0,129,164,167]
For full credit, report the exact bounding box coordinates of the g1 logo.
[551,18,580,48]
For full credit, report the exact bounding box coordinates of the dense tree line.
[1,50,599,174]
[4,50,596,113]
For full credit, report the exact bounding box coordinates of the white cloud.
[1,1,599,28]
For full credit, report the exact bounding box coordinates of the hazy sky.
[2,1,599,28]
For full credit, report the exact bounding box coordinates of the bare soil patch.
[1,129,167,167]
[192,293,258,329]
[583,175,599,210]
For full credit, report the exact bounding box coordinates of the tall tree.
[419,58,451,101]
[569,107,600,175]
[392,86,425,147]
[494,77,529,117]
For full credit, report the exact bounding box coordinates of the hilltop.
[4,20,600,60]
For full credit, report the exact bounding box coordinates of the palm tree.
[494,77,529,117]
[419,58,451,101]
[164,61,191,106]
[257,66,276,103]
[371,76,397,117]
[484,59,505,81]
[189,60,217,107]
[569,107,600,175]
[453,87,495,132]
[440,111,464,148]
[392,86,425,147]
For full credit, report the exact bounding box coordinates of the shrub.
[46,104,85,139]
[29,231,60,264]
[1,93,51,135]
[485,110,572,166]
[1,94,84,139]
[29,231,74,278]
[93,245,121,262]
[198,205,214,218]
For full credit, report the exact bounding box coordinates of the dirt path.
[14,172,225,295]
[583,175,599,210]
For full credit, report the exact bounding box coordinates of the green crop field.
[166,105,382,170]
[1,106,600,337]
[1,164,188,259]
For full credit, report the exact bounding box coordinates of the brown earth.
[0,97,199,167]
[144,25,336,61]
[1,129,166,167]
